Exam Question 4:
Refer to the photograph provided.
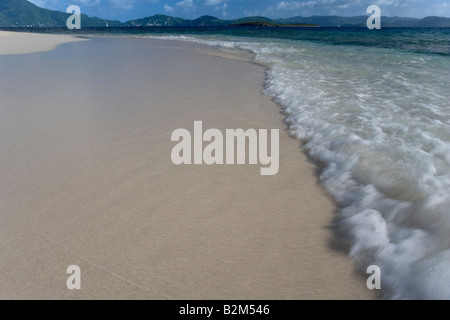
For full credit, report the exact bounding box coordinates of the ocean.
[15,26,450,299]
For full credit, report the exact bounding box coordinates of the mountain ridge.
[1,0,449,28]
[0,0,121,27]
[125,14,450,28]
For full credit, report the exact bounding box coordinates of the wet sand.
[0,33,373,299]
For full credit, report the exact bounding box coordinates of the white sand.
[0,31,87,55]
[0,34,375,299]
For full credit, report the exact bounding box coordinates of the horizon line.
[95,13,450,23]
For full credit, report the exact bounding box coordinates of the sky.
[28,0,450,22]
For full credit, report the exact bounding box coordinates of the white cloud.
[214,3,228,17]
[176,0,195,8]
[164,4,175,13]
[373,0,399,5]
[175,0,197,12]
[275,0,375,12]
[277,0,327,11]
[79,0,102,5]
[204,0,226,6]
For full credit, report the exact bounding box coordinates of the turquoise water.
[13,26,450,299]
[6,26,450,55]
[143,27,450,55]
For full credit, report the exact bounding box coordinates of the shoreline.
[0,32,375,299]
[0,31,88,55]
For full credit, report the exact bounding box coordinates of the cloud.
[214,2,228,17]
[164,3,175,13]
[276,0,335,11]
[276,0,386,11]
[204,0,227,5]
[78,0,102,6]
[176,0,195,8]
[175,0,197,12]
[373,0,400,5]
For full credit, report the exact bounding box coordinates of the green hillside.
[0,0,449,28]
[0,0,120,27]
[124,14,185,27]
[413,16,450,27]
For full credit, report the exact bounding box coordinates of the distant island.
[230,21,320,27]
[1,0,450,28]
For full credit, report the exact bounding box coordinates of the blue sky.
[28,0,450,21]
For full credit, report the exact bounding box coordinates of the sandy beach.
[0,31,87,55]
[0,32,374,299]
